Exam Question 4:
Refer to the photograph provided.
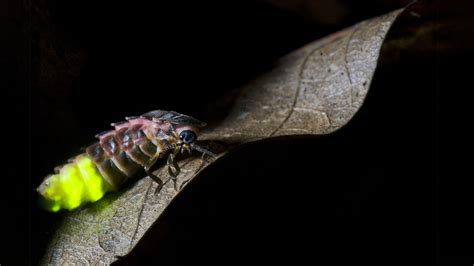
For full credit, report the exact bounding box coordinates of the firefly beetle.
[37,110,215,212]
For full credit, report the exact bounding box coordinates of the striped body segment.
[86,118,174,189]
[37,110,207,212]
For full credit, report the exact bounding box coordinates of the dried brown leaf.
[42,8,404,265]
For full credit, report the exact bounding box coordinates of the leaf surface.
[42,8,405,265]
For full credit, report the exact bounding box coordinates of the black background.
[2,0,471,265]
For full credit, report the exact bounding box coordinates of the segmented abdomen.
[87,124,160,188]
[38,119,168,212]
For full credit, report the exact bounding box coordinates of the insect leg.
[182,144,192,155]
[144,152,164,191]
[167,154,180,177]
[177,145,217,191]
[167,147,181,191]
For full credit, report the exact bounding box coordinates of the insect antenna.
[190,143,217,158]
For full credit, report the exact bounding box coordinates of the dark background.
[2,0,471,265]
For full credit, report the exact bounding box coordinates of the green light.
[38,155,110,212]
[76,155,108,202]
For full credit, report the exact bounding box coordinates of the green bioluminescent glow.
[39,155,110,212]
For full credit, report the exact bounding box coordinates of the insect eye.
[179,130,197,144]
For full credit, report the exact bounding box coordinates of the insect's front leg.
[175,144,216,191]
[167,146,181,191]
[181,144,192,155]
[144,152,164,191]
